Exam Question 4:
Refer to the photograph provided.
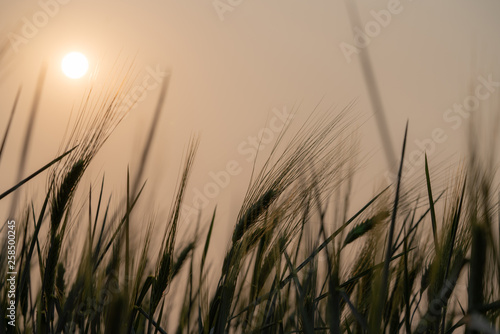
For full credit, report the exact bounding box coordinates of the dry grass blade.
[0,86,21,164]
[17,65,47,181]
[343,0,396,171]
[131,74,170,197]
[8,66,46,217]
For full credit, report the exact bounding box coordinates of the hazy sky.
[1,0,500,244]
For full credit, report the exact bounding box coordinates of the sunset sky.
[1,0,500,241]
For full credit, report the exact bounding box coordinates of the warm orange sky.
[1,0,500,243]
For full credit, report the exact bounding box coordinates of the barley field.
[1,1,500,333]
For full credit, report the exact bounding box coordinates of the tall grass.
[0,67,499,334]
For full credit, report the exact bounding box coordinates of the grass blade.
[0,86,21,164]
[372,121,408,331]
[425,153,439,251]
[0,147,76,200]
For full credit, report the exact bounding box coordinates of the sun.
[61,52,89,79]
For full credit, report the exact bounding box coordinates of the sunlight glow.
[61,52,89,79]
